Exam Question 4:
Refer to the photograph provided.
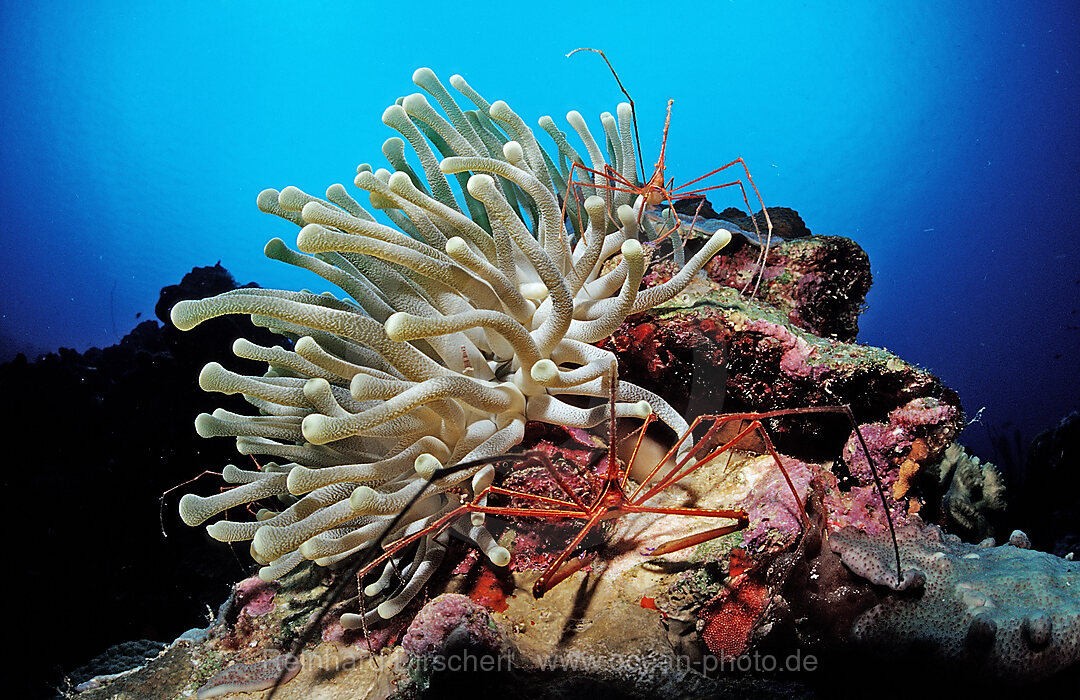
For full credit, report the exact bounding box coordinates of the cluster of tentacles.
[173,67,733,625]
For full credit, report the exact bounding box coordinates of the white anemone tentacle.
[172,68,733,625]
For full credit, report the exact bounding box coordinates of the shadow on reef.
[991,411,1080,559]
[0,264,285,698]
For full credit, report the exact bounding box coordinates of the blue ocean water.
[1,0,1077,460]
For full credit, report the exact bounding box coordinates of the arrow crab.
[324,370,899,634]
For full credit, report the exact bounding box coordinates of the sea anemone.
[173,68,732,624]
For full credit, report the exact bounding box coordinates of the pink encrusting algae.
[401,593,505,658]
[744,318,822,379]
[233,576,277,617]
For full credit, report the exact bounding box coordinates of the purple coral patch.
[402,593,504,659]
[234,576,276,617]
[744,318,821,378]
[841,397,960,512]
[741,456,815,552]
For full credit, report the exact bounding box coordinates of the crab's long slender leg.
[646,522,749,557]
[160,469,223,537]
[673,160,772,297]
[509,451,593,511]
[628,410,758,503]
[622,504,748,520]
[482,484,582,511]
[636,417,808,530]
[627,415,710,500]
[636,419,766,503]
[469,503,588,519]
[355,504,471,581]
[567,47,645,182]
[620,413,658,491]
[641,405,900,586]
[535,550,598,595]
[533,504,610,598]
[559,159,640,237]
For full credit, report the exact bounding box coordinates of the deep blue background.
[2,1,1077,460]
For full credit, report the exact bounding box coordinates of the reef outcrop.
[700,208,870,342]
[70,245,1080,697]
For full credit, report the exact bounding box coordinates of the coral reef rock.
[603,279,962,471]
[830,518,1080,683]
[696,207,870,342]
